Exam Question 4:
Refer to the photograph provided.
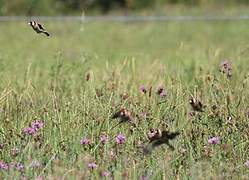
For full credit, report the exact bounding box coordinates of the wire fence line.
[1,15,249,22]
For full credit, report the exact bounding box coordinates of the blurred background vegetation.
[1,0,249,15]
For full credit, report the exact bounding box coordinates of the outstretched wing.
[111,111,120,119]
[165,131,180,140]
[38,23,45,30]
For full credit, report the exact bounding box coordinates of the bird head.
[189,97,196,105]
[28,21,32,26]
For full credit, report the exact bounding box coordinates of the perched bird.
[143,128,180,154]
[189,97,204,112]
[28,21,50,36]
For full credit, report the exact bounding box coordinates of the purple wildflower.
[80,137,90,145]
[115,134,126,144]
[99,135,108,144]
[22,120,44,136]
[219,60,232,78]
[156,86,167,97]
[31,120,44,130]
[88,162,97,170]
[244,160,249,168]
[139,85,147,94]
[208,137,220,145]
[0,161,8,170]
[22,127,36,135]
[101,171,110,177]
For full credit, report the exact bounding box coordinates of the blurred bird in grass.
[143,128,180,154]
[189,96,204,112]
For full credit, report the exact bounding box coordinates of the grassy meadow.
[0,20,249,179]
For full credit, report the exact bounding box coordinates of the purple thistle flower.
[115,134,126,144]
[99,135,108,145]
[87,162,97,170]
[0,161,8,170]
[101,171,110,177]
[31,120,44,130]
[139,85,147,94]
[208,137,220,145]
[156,86,167,97]
[80,137,90,145]
[22,127,36,135]
[244,160,249,168]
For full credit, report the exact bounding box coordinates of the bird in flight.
[28,21,50,36]
[110,108,134,130]
[111,108,133,124]
[143,128,180,154]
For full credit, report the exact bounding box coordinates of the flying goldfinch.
[28,21,50,36]
[143,128,180,154]
[111,108,133,124]
[110,108,135,130]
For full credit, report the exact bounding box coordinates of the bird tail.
[43,31,50,36]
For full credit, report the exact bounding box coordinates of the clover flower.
[22,127,36,135]
[80,137,90,145]
[88,162,97,170]
[22,120,44,136]
[115,134,126,144]
[31,120,44,130]
[208,137,220,144]
[0,161,8,170]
